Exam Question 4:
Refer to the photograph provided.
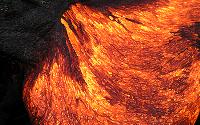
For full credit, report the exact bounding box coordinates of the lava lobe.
[23,0,200,124]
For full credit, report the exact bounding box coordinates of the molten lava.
[24,0,200,124]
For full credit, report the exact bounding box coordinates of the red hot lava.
[24,0,200,124]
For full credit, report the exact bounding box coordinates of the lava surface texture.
[23,0,200,124]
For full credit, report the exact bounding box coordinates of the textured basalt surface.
[0,0,71,64]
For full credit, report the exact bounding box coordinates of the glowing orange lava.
[24,0,200,124]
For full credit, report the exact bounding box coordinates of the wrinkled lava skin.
[23,0,200,124]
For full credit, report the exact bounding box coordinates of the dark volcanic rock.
[0,0,71,64]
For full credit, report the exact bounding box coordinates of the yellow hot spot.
[80,62,108,97]
[173,69,185,76]
[140,25,152,31]
[131,34,144,41]
[93,21,104,29]
[109,16,114,21]
[90,43,112,67]
[80,63,96,94]
[79,62,112,114]
[90,45,102,66]
[156,2,176,14]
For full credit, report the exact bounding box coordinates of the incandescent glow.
[24,0,200,124]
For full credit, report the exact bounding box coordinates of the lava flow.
[23,0,200,124]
